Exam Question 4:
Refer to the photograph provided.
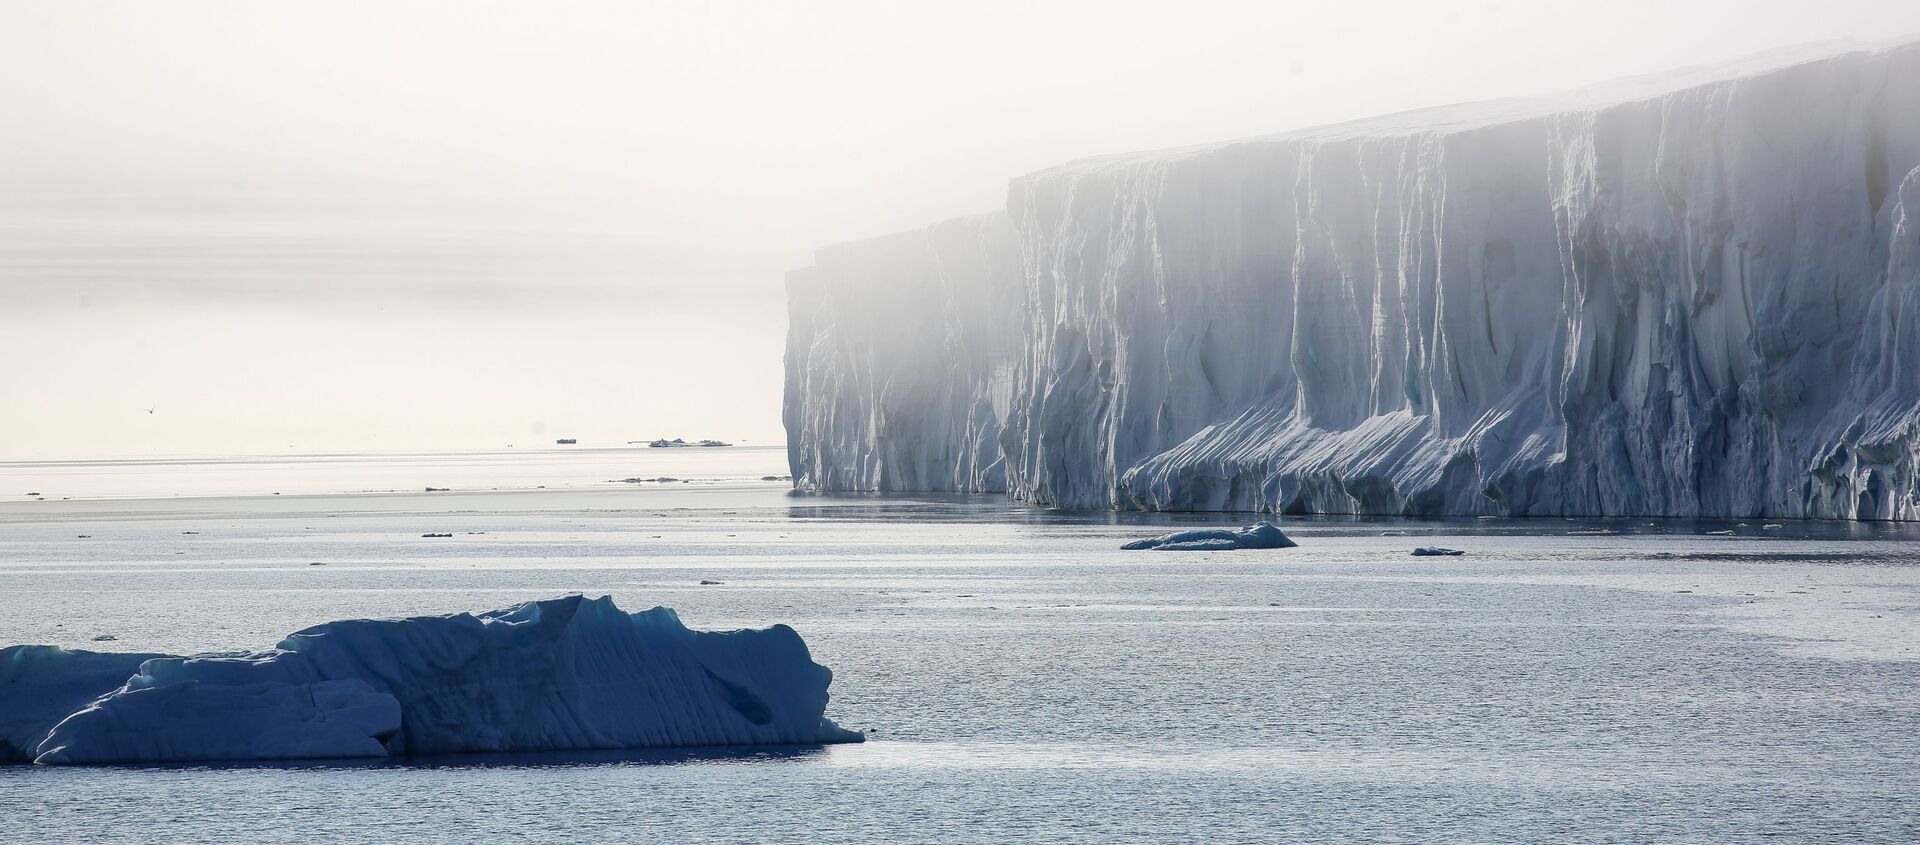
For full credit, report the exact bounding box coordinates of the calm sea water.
[2,449,1918,843]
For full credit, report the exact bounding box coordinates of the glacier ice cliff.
[786,41,1920,520]
[785,213,1024,493]
[0,595,862,765]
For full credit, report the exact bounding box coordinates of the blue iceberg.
[1121,521,1298,551]
[1,595,862,765]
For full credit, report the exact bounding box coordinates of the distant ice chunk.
[1122,521,1297,551]
[3,595,861,766]
[1411,547,1465,556]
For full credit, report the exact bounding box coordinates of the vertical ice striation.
[785,41,1920,519]
[785,213,1022,493]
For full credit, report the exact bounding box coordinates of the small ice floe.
[1705,529,1735,535]
[91,634,117,642]
[699,579,724,585]
[1411,547,1465,556]
[424,487,450,492]
[420,533,454,538]
[1122,521,1297,551]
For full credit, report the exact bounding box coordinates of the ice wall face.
[785,213,1022,493]
[787,43,1920,519]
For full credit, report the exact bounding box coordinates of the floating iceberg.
[1411,547,1466,557]
[786,40,1920,520]
[1,595,862,766]
[1121,521,1297,551]
[0,646,165,764]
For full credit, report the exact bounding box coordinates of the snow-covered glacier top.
[2,595,861,765]
[786,40,1920,520]
[1044,39,1891,174]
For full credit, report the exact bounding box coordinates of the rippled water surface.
[3,450,1918,843]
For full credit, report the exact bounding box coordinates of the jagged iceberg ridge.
[1,595,862,765]
[786,41,1920,520]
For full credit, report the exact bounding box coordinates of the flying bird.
[143,406,156,415]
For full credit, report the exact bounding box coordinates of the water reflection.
[782,491,1920,539]
[117,744,837,773]
[399,743,834,770]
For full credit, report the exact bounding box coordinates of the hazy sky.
[4,0,1918,460]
